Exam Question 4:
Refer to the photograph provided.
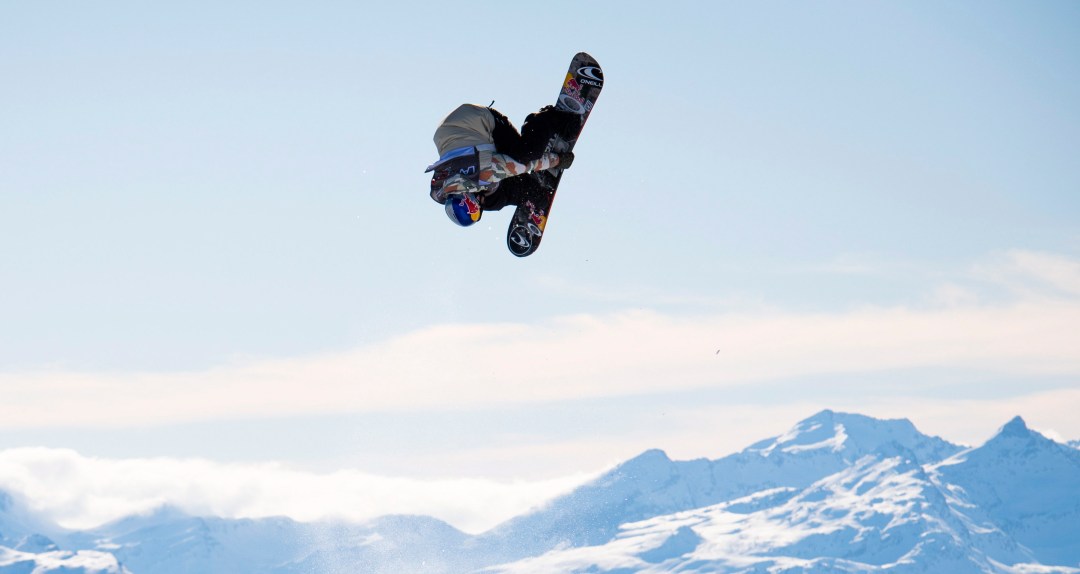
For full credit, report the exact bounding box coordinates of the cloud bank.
[2,250,1078,430]
[0,447,594,534]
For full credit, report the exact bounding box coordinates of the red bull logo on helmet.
[461,194,481,220]
[445,191,483,227]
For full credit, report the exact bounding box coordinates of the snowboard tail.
[506,52,603,257]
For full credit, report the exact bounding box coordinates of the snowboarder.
[426,103,579,227]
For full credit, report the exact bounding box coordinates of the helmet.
[445,192,482,227]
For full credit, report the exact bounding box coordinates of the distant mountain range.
[2,411,1078,573]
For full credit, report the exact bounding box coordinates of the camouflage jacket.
[430,152,562,203]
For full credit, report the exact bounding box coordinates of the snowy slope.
[483,446,1059,573]
[933,417,1080,567]
[0,491,127,574]
[0,490,63,550]
[83,508,306,574]
[11,498,474,574]
[66,507,476,574]
[0,547,129,574]
[273,515,476,574]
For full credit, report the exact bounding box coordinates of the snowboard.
[506,52,603,257]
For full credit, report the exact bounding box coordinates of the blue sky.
[1,1,1079,532]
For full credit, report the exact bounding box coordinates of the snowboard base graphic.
[506,52,603,257]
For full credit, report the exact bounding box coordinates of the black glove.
[557,151,575,170]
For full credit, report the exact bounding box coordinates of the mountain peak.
[634,448,671,462]
[997,416,1030,438]
[602,449,676,484]
[616,449,672,471]
[89,504,193,539]
[744,411,961,466]
[978,415,1064,454]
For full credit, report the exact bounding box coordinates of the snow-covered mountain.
[478,410,963,562]
[933,417,1080,567]
[66,508,476,574]
[3,411,1078,573]
[485,454,1027,573]
[484,414,1079,573]
[0,490,60,549]
[0,491,128,574]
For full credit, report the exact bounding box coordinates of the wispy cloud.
[975,249,1080,298]
[1,251,1079,429]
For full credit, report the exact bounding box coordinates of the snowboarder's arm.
[482,153,562,184]
[434,153,564,203]
[432,174,480,203]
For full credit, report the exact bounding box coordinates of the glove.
[557,151,575,170]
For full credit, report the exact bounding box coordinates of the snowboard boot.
[521,106,583,159]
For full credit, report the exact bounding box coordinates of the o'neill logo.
[576,66,603,87]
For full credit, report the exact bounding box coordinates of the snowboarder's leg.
[481,174,552,212]
[489,108,529,163]
[518,106,582,161]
